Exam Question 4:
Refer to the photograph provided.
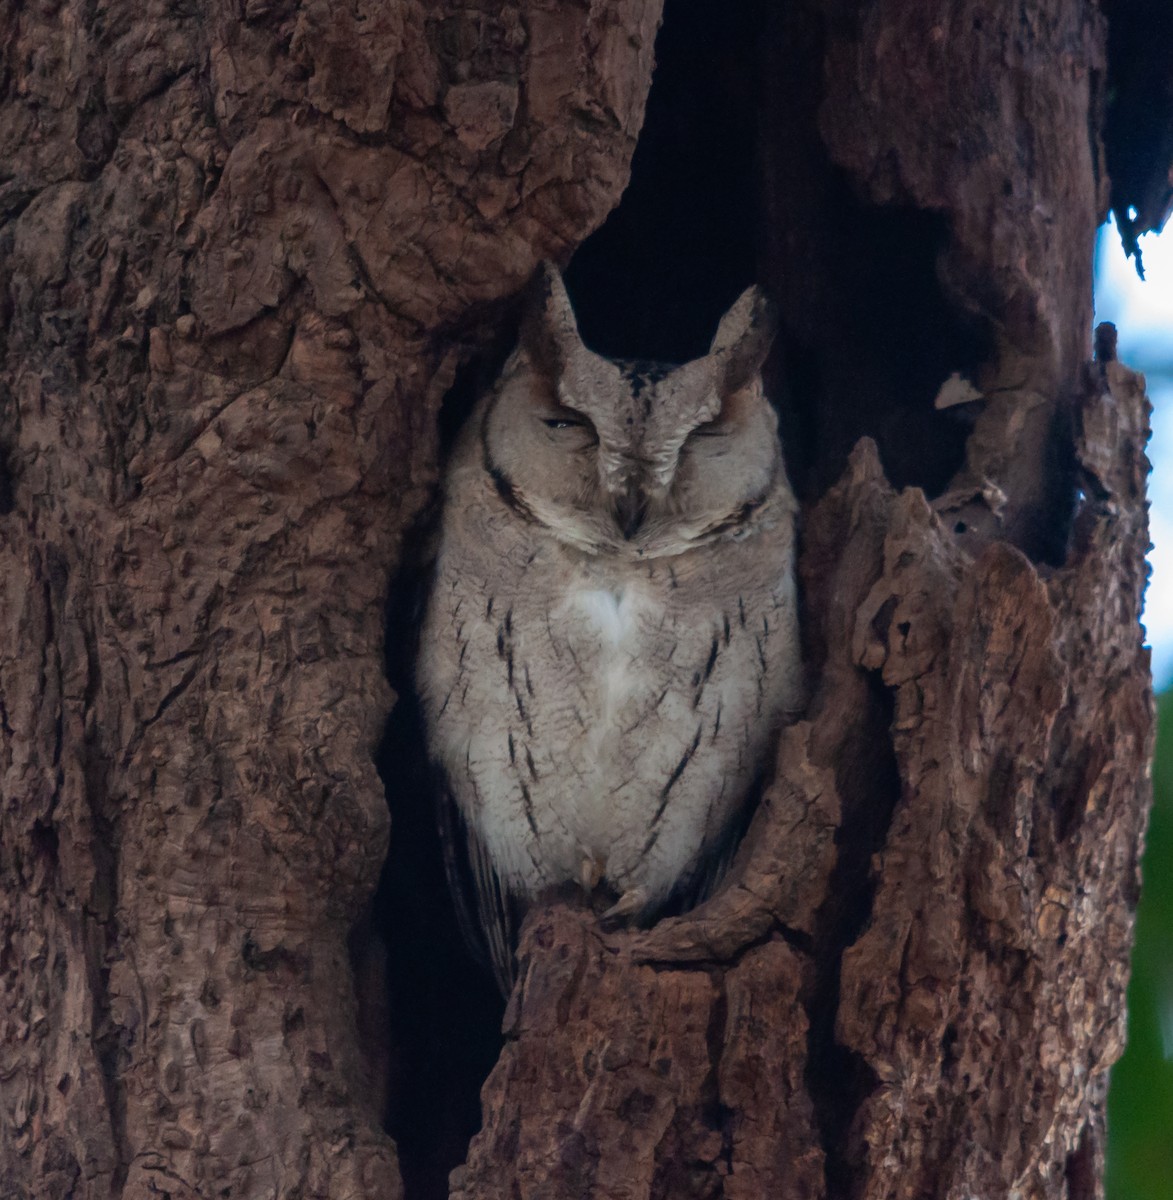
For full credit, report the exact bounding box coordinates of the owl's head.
[478,264,790,557]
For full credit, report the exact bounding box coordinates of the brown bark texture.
[0,2,1155,1200]
[0,1,657,1197]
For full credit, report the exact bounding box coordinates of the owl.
[417,264,802,993]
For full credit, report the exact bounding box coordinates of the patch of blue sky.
[1095,217,1173,692]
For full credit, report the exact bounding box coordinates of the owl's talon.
[581,856,605,891]
[600,887,648,925]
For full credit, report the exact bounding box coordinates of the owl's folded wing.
[436,780,520,998]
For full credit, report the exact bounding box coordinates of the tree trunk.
[0,2,1156,1200]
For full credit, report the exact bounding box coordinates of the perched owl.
[417,264,802,992]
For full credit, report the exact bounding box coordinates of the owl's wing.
[675,785,759,913]
[436,782,520,997]
[686,828,742,907]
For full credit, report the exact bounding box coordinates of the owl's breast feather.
[566,585,644,648]
[558,583,652,728]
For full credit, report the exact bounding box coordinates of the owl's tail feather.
[436,779,521,998]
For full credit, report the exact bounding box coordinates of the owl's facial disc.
[474,265,788,557]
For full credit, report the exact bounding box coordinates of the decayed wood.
[0,3,660,1197]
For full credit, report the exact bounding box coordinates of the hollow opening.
[564,0,764,364]
[0,443,13,515]
[803,669,902,1199]
[371,0,999,1193]
[373,528,507,1200]
[565,0,991,510]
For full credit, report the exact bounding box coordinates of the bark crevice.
[804,672,901,1200]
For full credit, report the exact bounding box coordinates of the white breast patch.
[572,587,636,647]
[567,586,644,729]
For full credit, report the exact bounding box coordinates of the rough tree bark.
[0,3,1159,1200]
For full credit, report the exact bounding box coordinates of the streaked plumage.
[418,265,802,991]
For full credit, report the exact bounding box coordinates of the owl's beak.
[614,485,647,540]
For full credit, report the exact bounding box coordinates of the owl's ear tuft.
[521,262,584,375]
[709,285,778,395]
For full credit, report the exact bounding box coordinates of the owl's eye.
[541,409,595,439]
[690,418,727,438]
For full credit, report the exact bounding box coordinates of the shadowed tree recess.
[0,1,1160,1199]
